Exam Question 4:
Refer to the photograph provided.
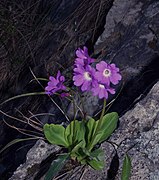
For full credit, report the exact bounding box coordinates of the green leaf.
[121,154,131,180]
[81,159,87,165]
[86,118,98,144]
[44,124,68,147]
[88,158,104,170]
[98,112,118,143]
[85,118,100,150]
[0,92,46,105]
[65,120,86,148]
[90,148,104,161]
[45,154,69,180]
[70,146,86,162]
[87,148,105,170]
[65,121,74,146]
[86,113,118,151]
[88,133,103,150]
[71,141,85,154]
[29,78,49,83]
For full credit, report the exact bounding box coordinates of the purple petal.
[92,86,100,95]
[96,61,108,71]
[110,64,119,72]
[74,66,85,74]
[60,92,70,98]
[103,90,108,99]
[48,81,57,86]
[45,86,51,91]
[59,75,65,82]
[45,91,51,95]
[88,58,95,64]
[107,87,115,94]
[49,76,56,82]
[75,58,84,66]
[81,81,90,91]
[110,73,122,85]
[83,46,88,54]
[56,70,61,79]
[95,71,102,80]
[73,75,84,86]
[76,49,86,59]
[99,88,104,99]
[102,76,110,85]
[60,85,66,90]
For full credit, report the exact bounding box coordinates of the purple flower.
[45,71,66,95]
[73,65,97,91]
[95,61,122,85]
[60,92,70,98]
[91,83,115,99]
[75,46,94,67]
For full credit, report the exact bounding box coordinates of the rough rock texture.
[10,140,60,180]
[81,81,159,180]
[1,0,159,178]
[96,0,159,112]
[96,0,159,65]
[67,0,159,118]
[0,0,113,177]
[10,81,159,180]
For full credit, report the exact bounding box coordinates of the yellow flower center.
[103,69,111,77]
[84,72,92,81]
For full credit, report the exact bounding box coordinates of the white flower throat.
[84,72,92,81]
[103,68,111,77]
[99,84,105,89]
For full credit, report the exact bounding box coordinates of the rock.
[9,140,60,180]
[11,80,159,180]
[9,82,159,180]
[94,0,159,115]
[80,81,159,179]
[1,0,159,178]
[67,0,159,118]
[0,0,113,177]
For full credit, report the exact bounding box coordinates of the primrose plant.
[43,46,122,179]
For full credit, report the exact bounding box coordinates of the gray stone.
[81,81,159,179]
[10,140,60,180]
[10,82,159,180]
[95,0,159,82]
[68,0,159,118]
[2,0,159,178]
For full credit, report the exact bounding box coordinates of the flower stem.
[99,98,106,127]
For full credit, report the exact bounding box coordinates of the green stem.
[80,93,86,121]
[98,98,107,129]
[87,99,106,151]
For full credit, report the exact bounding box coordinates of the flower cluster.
[73,47,122,99]
[45,70,66,95]
[45,46,122,99]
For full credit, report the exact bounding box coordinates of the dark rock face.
[67,0,159,118]
[0,0,159,179]
[93,0,159,115]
